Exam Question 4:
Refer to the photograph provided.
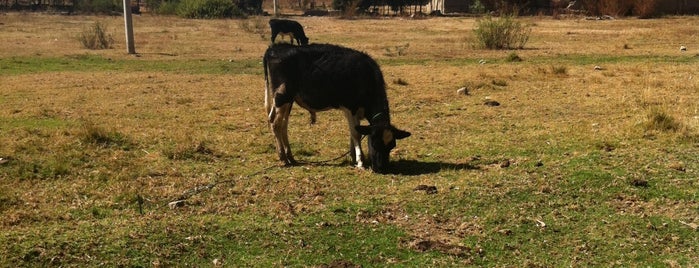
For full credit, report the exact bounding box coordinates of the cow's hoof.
[283,159,298,166]
[280,159,297,166]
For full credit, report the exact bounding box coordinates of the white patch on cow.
[341,107,364,169]
[268,107,275,123]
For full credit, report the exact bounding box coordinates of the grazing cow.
[269,19,309,45]
[263,43,410,173]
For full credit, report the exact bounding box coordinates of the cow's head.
[356,124,410,173]
[299,36,309,45]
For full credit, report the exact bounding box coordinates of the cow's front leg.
[343,109,364,169]
[270,32,278,44]
[349,135,364,168]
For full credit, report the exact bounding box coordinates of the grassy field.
[1,12,698,267]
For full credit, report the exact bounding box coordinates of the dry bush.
[80,121,132,149]
[383,43,410,57]
[239,17,267,40]
[580,0,663,17]
[600,0,633,16]
[163,139,218,161]
[505,52,522,62]
[340,0,360,19]
[78,22,114,50]
[580,0,633,16]
[644,108,681,133]
[633,0,660,18]
[473,15,531,50]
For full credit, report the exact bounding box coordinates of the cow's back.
[269,19,302,34]
[265,44,387,115]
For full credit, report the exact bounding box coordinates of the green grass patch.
[0,211,444,267]
[0,117,70,130]
[0,55,262,75]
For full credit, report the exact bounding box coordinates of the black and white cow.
[263,43,410,173]
[269,19,310,45]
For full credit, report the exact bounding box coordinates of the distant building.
[430,0,699,15]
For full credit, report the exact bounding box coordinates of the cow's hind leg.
[271,102,296,166]
[342,109,364,169]
[265,77,275,123]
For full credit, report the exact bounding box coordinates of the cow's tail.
[263,53,272,118]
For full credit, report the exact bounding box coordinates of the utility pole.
[123,0,136,54]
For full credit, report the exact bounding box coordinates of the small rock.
[630,178,648,187]
[456,87,469,95]
[413,185,438,194]
[498,229,513,235]
[594,65,603,70]
[680,45,687,52]
[168,200,186,209]
[500,159,511,168]
[484,100,500,106]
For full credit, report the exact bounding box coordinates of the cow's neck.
[369,111,390,125]
[368,98,390,125]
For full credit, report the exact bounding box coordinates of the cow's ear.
[356,125,372,135]
[393,128,411,139]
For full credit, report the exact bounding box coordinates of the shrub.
[644,108,681,132]
[473,15,531,50]
[73,0,121,14]
[579,0,633,16]
[154,0,180,15]
[163,140,217,161]
[334,0,360,18]
[332,0,373,16]
[505,52,522,62]
[633,0,660,18]
[491,79,507,87]
[598,0,633,16]
[470,0,487,14]
[551,65,567,75]
[383,43,409,57]
[176,0,245,19]
[80,121,132,149]
[239,17,267,39]
[78,22,114,50]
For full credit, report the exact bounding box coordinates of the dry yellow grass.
[3,13,697,58]
[1,12,698,266]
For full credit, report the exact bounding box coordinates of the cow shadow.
[300,158,479,175]
[387,159,480,176]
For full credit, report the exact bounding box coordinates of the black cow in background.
[263,43,410,173]
[269,19,310,45]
